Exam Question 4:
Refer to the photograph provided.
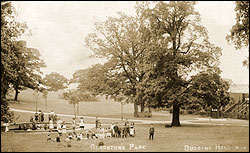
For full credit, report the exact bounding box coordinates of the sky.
[11,1,249,85]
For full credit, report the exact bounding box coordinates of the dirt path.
[10,108,249,126]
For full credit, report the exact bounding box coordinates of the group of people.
[110,121,135,138]
[30,110,44,123]
[46,117,137,145]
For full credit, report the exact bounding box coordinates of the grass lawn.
[1,124,249,152]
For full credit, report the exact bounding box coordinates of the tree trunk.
[14,88,19,101]
[45,98,47,111]
[141,102,145,112]
[73,103,76,118]
[171,102,181,127]
[134,103,139,117]
[77,103,79,115]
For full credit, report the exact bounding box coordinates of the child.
[47,134,52,141]
[72,132,77,140]
[65,136,71,147]
[49,119,54,132]
[149,124,154,140]
[130,126,135,137]
[77,133,83,141]
[72,118,76,132]
[56,133,61,142]
[30,116,34,123]
[34,112,39,123]
[68,133,73,140]
[79,117,84,130]
[61,122,67,134]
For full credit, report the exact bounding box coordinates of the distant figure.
[47,134,52,141]
[149,124,154,140]
[61,122,67,134]
[57,118,62,131]
[113,123,119,138]
[34,112,39,123]
[56,133,61,142]
[110,122,115,137]
[72,118,76,132]
[79,117,85,130]
[50,110,55,123]
[53,114,57,124]
[38,110,42,122]
[49,119,54,132]
[40,111,44,122]
[30,116,34,123]
[95,117,99,128]
[125,119,130,137]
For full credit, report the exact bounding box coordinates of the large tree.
[85,12,150,117]
[85,2,225,126]
[1,1,27,99]
[133,1,222,126]
[11,40,46,101]
[1,1,27,123]
[42,72,68,92]
[227,1,249,68]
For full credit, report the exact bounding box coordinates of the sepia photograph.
[1,1,249,152]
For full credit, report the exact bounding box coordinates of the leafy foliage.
[10,40,46,100]
[42,72,68,92]
[227,1,249,68]
[84,2,227,126]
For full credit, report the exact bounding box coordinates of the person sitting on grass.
[72,132,77,140]
[65,136,71,147]
[47,134,54,141]
[77,133,83,141]
[68,133,73,140]
[32,122,37,130]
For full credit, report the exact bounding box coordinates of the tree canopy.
[84,1,229,126]
[42,72,68,92]
[227,1,249,68]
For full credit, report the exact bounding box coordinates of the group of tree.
[74,1,232,126]
[1,1,47,123]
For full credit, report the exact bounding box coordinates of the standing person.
[149,124,155,140]
[110,122,115,137]
[38,110,42,122]
[125,119,130,137]
[34,112,39,123]
[56,118,62,131]
[50,110,55,123]
[79,117,85,131]
[62,121,67,134]
[53,114,57,124]
[30,116,34,123]
[95,117,99,129]
[49,119,54,133]
[40,111,44,122]
[72,117,76,132]
[113,123,119,138]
